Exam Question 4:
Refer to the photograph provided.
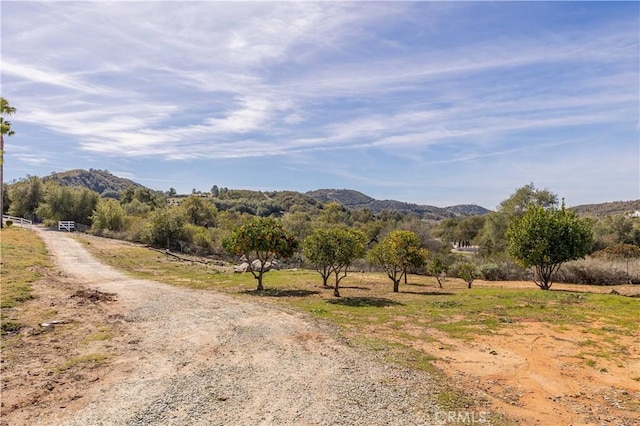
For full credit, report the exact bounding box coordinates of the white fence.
[58,221,76,232]
[2,215,32,228]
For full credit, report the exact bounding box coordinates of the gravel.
[34,229,447,426]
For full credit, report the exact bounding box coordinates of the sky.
[1,1,638,210]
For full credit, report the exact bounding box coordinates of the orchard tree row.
[4,173,638,288]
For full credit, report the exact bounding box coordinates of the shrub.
[556,258,640,285]
[5,220,12,227]
[478,260,528,281]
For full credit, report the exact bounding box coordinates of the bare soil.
[2,229,639,425]
[2,229,445,425]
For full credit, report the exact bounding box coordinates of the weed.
[56,353,107,372]
[1,321,23,336]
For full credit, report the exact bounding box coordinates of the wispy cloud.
[2,1,637,206]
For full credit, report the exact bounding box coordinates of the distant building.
[630,210,640,218]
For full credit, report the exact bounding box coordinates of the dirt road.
[9,229,452,425]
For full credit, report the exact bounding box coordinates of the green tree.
[303,227,366,297]
[455,261,480,289]
[141,206,187,249]
[180,195,217,227]
[319,202,351,225]
[477,183,558,258]
[427,255,449,288]
[368,230,428,292]
[281,211,314,242]
[36,181,99,224]
[223,217,299,291]
[1,97,16,227]
[91,198,126,231]
[7,176,43,221]
[507,203,593,290]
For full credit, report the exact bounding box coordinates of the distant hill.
[571,200,640,218]
[306,189,490,219]
[44,169,145,196]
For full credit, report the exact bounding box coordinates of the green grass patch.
[56,353,107,372]
[1,320,23,335]
[83,241,640,414]
[1,228,50,309]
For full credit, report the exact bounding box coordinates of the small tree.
[180,195,217,227]
[7,176,43,221]
[303,227,366,297]
[456,261,480,289]
[223,217,299,291]
[368,230,428,292]
[427,255,449,288]
[141,206,187,249]
[91,198,126,231]
[507,203,593,290]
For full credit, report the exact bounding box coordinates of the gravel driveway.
[34,229,445,425]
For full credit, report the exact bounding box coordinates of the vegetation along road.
[3,227,463,425]
[2,226,638,425]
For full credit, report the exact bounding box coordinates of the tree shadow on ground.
[401,290,456,296]
[241,288,321,298]
[327,297,403,307]
[340,286,371,290]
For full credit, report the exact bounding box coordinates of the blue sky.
[1,1,638,209]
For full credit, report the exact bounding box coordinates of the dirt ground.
[2,229,639,425]
[401,316,639,425]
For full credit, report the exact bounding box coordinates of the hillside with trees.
[44,169,145,198]
[4,170,639,287]
[306,188,490,219]
[571,200,640,218]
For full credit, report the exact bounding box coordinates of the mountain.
[39,170,491,219]
[44,169,145,195]
[306,189,490,219]
[571,200,640,218]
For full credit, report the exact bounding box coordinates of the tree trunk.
[256,273,264,291]
[322,275,330,288]
[393,280,399,293]
[334,283,340,297]
[467,281,472,289]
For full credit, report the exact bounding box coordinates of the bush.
[478,260,528,281]
[5,220,12,227]
[556,258,640,285]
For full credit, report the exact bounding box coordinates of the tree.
[455,262,480,289]
[368,230,428,292]
[427,255,449,288]
[477,183,558,258]
[180,195,217,227]
[0,97,16,227]
[36,181,99,224]
[319,202,351,225]
[7,176,43,221]
[91,198,126,231]
[303,227,366,297]
[141,206,187,249]
[223,217,299,291]
[507,203,593,290]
